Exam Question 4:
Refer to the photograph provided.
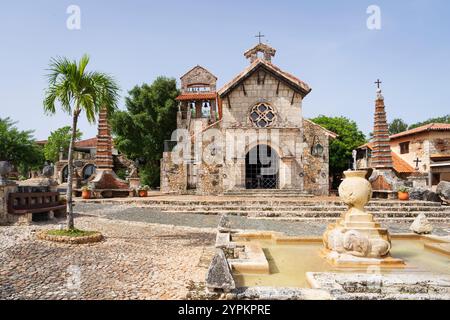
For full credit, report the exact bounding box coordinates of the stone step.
[137,205,450,212]
[158,210,450,218]
[79,198,445,207]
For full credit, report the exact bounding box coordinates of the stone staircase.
[223,189,313,197]
[84,198,450,222]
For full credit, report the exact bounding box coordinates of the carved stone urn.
[322,170,402,265]
[0,161,12,185]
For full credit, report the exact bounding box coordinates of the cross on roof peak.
[375,79,382,89]
[255,32,265,44]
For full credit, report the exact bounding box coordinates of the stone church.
[161,42,337,196]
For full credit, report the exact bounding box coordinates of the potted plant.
[397,186,410,201]
[81,185,92,199]
[138,185,150,197]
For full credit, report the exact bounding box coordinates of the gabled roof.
[218,58,311,98]
[180,65,217,80]
[390,123,450,140]
[359,142,415,174]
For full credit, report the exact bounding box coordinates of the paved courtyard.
[1,202,449,300]
[0,216,215,300]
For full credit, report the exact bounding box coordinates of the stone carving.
[410,213,433,234]
[218,214,232,233]
[0,161,12,185]
[42,164,54,178]
[205,249,235,292]
[343,230,371,257]
[323,170,393,261]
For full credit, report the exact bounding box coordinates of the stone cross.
[414,157,422,169]
[255,32,265,44]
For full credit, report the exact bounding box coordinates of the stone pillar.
[0,182,18,225]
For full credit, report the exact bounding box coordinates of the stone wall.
[160,152,187,194]
[181,66,217,92]
[221,72,303,129]
[302,120,330,196]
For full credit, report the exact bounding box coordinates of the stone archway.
[245,144,279,189]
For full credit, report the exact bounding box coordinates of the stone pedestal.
[0,181,18,225]
[322,170,404,267]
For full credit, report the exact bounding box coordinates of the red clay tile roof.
[176,93,217,101]
[391,152,415,173]
[35,140,48,145]
[359,142,415,174]
[75,137,97,148]
[390,123,450,140]
[218,58,311,98]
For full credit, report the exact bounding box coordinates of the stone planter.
[37,230,103,244]
[398,192,409,201]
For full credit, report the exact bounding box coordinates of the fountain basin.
[230,232,450,289]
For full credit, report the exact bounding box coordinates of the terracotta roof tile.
[176,93,217,101]
[390,123,450,140]
[75,137,97,148]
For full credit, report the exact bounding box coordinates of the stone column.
[0,182,18,225]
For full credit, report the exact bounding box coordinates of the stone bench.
[7,192,67,223]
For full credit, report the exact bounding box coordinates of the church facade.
[161,43,336,196]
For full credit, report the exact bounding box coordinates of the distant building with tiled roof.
[356,123,450,187]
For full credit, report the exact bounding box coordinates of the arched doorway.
[245,145,279,189]
[82,164,96,180]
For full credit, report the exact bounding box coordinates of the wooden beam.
[291,92,296,105]
[261,72,266,85]
[242,83,247,96]
[276,80,280,95]
[227,95,231,108]
[257,72,261,85]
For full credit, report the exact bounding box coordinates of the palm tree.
[43,54,119,230]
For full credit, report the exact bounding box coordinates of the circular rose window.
[249,103,276,128]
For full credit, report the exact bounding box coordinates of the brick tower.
[95,109,114,169]
[371,88,393,169]
[368,85,404,198]
[89,107,131,197]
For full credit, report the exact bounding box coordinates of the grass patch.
[46,229,98,238]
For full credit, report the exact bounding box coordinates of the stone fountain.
[322,170,404,267]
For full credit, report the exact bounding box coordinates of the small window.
[399,142,410,154]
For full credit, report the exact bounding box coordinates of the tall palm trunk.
[66,108,80,230]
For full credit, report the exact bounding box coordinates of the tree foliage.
[389,118,408,135]
[111,77,179,187]
[408,114,450,129]
[43,126,82,163]
[310,115,367,176]
[0,117,44,175]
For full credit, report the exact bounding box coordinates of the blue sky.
[1,0,449,140]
